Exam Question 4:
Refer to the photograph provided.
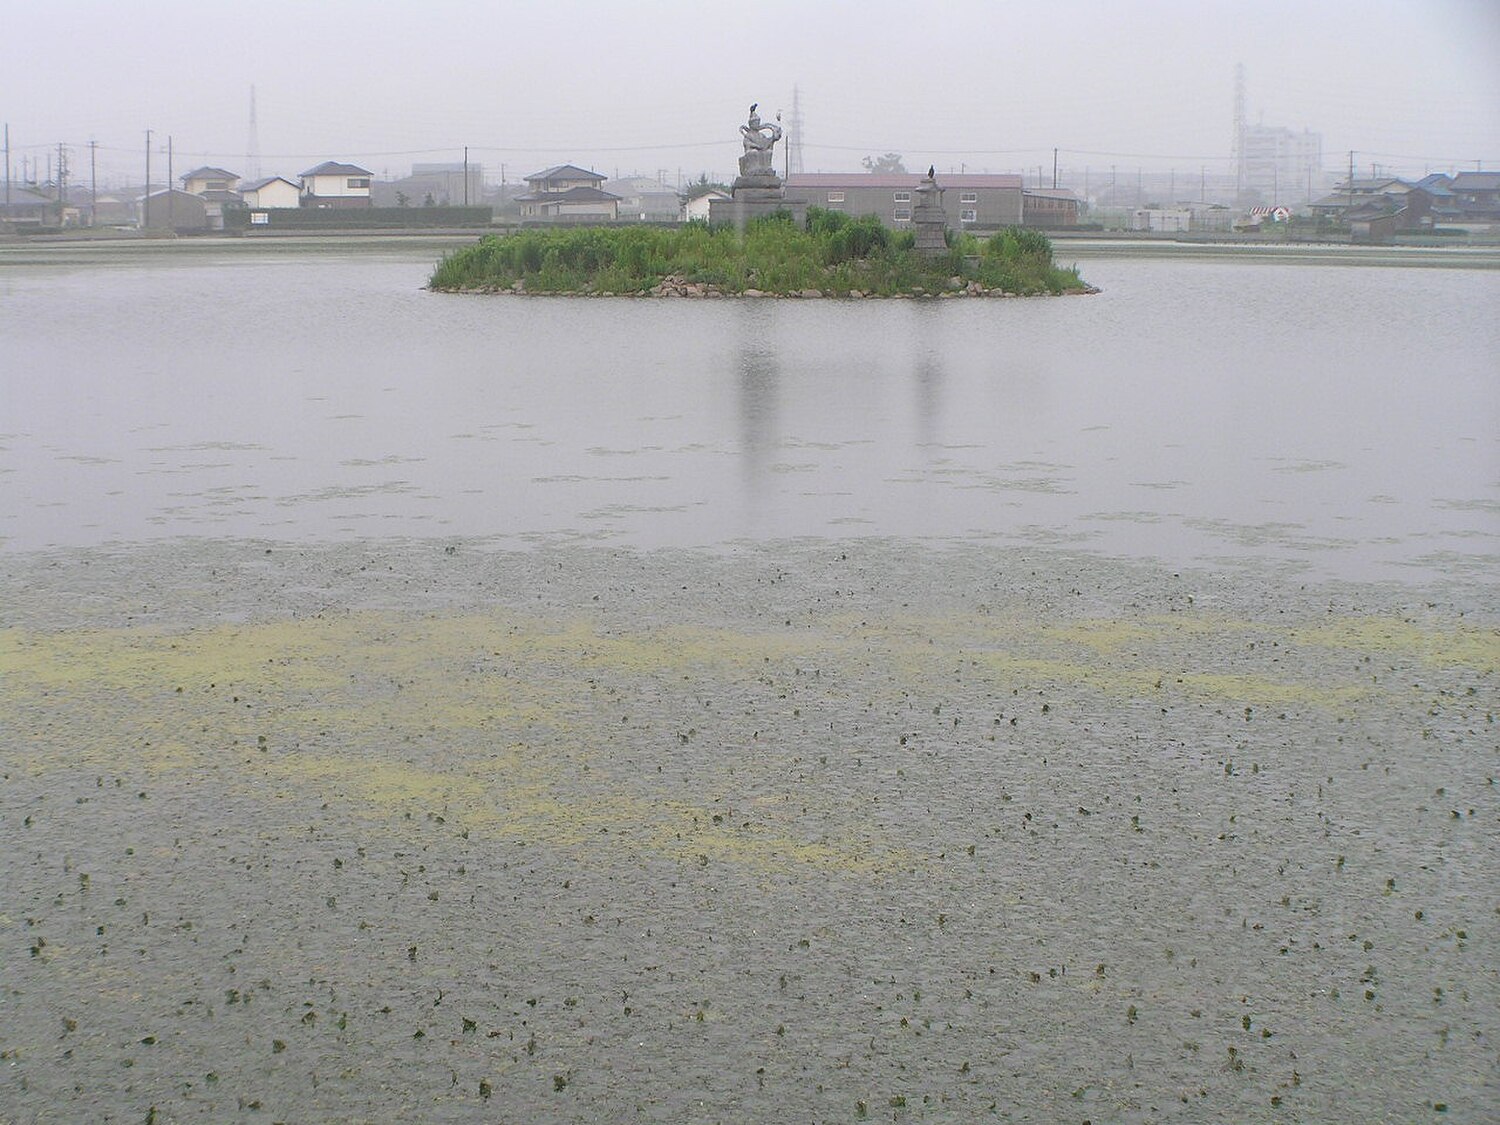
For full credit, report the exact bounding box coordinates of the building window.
[961,209,977,223]
[207,180,229,192]
[960,192,977,204]
[893,192,911,203]
[347,177,370,189]
[893,208,912,222]
[827,191,845,203]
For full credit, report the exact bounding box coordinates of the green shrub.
[805,206,851,237]
[427,218,1086,295]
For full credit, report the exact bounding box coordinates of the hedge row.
[232,206,493,229]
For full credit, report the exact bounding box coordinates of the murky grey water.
[2,244,1497,1123]
[2,241,1496,581]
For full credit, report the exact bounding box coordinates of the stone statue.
[738,103,783,180]
[710,100,807,226]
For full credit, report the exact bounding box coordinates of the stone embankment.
[490,274,1099,298]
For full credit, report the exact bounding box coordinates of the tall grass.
[429,213,1087,296]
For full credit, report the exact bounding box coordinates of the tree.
[395,191,410,208]
[862,153,907,175]
[685,172,731,200]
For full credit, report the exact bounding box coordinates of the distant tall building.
[1233,64,1322,205]
[1239,125,1322,204]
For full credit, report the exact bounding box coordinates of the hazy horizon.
[3,0,1497,189]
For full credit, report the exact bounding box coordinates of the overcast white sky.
[3,0,1496,186]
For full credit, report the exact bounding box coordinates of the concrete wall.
[785,178,1022,229]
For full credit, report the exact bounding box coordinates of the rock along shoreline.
[441,274,1102,299]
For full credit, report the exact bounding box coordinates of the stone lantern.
[912,166,948,257]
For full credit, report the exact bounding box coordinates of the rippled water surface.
[3,241,1498,1123]
[3,241,1496,580]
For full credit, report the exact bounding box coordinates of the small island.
[433,106,1090,299]
[428,210,1093,298]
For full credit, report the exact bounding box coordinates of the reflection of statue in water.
[738,103,783,181]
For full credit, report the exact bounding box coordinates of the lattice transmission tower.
[1232,63,1247,199]
[787,85,805,176]
[246,85,262,181]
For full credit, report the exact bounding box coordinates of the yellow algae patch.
[957,651,1368,712]
[509,621,827,675]
[1174,671,1366,710]
[269,754,492,810]
[1039,614,1257,655]
[1292,616,1500,670]
[240,750,905,874]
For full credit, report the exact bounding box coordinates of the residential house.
[241,176,301,210]
[0,186,55,228]
[516,164,620,222]
[604,176,682,223]
[300,161,373,208]
[1345,199,1406,243]
[1437,171,1500,229]
[181,166,240,196]
[683,188,730,223]
[1310,177,1433,238]
[783,173,1024,229]
[179,166,245,231]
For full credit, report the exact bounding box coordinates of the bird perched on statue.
[929,165,936,178]
[750,103,758,115]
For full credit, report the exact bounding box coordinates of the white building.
[684,189,730,223]
[1132,208,1192,233]
[241,176,301,209]
[299,161,373,208]
[180,166,240,196]
[1238,125,1322,205]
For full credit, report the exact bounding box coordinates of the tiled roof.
[242,176,300,192]
[517,186,621,203]
[181,166,238,181]
[1451,171,1500,191]
[301,161,373,177]
[787,173,1024,189]
[525,164,605,185]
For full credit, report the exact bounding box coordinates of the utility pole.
[3,123,10,206]
[463,145,469,206]
[167,135,174,229]
[144,129,152,228]
[56,142,68,225]
[1052,148,1058,190]
[90,139,98,227]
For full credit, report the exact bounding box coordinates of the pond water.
[3,240,1498,1122]
[3,240,1496,581]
